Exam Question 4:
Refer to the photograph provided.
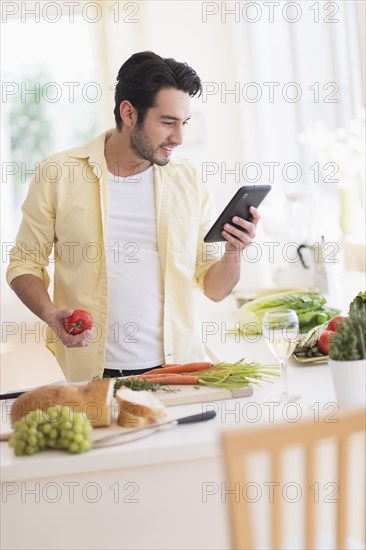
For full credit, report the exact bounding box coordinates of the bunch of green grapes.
[9,405,92,456]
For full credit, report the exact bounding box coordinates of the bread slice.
[117,409,153,429]
[11,379,114,427]
[116,388,166,428]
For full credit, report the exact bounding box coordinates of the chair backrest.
[221,408,366,550]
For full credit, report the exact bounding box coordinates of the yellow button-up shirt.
[7,132,221,382]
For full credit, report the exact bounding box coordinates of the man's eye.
[164,122,174,126]
[183,121,189,126]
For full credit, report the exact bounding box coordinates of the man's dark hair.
[114,51,202,130]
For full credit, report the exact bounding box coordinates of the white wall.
[92,0,365,293]
[1,0,365,300]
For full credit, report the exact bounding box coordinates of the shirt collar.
[68,130,110,164]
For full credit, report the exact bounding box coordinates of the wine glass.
[262,309,301,402]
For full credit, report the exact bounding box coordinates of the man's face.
[129,87,191,166]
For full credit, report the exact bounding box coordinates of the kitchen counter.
[1,356,337,484]
[1,300,339,483]
[1,347,340,550]
[1,290,364,550]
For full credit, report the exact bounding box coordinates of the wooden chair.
[221,409,366,550]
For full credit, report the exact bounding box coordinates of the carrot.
[140,362,213,375]
[134,374,199,385]
[161,361,212,369]
[130,358,280,390]
[138,371,198,380]
[180,362,213,369]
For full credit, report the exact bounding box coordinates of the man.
[7,51,260,382]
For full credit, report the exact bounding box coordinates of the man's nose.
[170,124,184,146]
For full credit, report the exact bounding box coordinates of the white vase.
[329,359,366,409]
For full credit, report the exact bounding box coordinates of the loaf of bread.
[11,379,114,427]
[115,388,166,428]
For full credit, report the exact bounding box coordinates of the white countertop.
[3,292,363,550]
[3,289,358,483]
[1,352,337,482]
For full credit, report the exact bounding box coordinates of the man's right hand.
[46,309,94,348]
[10,275,94,349]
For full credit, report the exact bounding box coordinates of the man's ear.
[119,100,137,128]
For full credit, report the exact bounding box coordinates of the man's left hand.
[221,206,260,253]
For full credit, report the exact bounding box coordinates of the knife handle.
[176,411,216,424]
[0,391,24,400]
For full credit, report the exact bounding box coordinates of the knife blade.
[0,391,25,401]
[92,410,216,448]
[0,380,68,401]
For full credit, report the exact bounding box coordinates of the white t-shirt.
[104,167,165,370]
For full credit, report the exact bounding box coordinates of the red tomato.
[65,310,93,335]
[327,315,347,332]
[317,330,335,355]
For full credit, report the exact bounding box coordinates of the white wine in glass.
[262,309,300,402]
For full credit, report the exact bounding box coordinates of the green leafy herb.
[329,308,366,361]
[93,374,177,394]
[349,291,366,315]
[113,377,176,395]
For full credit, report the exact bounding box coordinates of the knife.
[92,410,216,448]
[0,380,68,401]
[0,391,26,401]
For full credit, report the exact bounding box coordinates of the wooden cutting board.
[0,385,253,442]
[156,384,253,406]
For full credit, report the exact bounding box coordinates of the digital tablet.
[204,185,271,243]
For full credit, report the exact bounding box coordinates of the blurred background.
[1,0,365,387]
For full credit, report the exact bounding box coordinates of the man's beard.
[129,123,170,166]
